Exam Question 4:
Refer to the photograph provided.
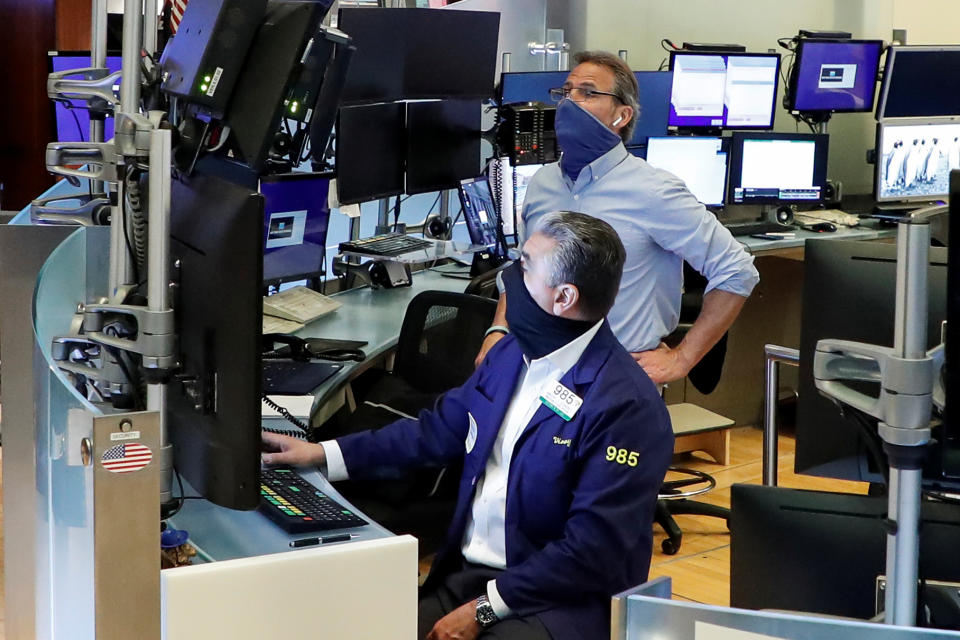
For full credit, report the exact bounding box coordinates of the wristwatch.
[475,595,499,628]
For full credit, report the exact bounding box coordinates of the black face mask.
[502,261,594,360]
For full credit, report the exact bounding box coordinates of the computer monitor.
[335,101,406,204]
[48,51,122,143]
[668,51,780,129]
[406,99,482,195]
[630,71,672,146]
[788,38,884,113]
[874,117,960,203]
[338,7,499,104]
[261,172,332,286]
[727,131,828,203]
[730,484,960,619]
[794,239,959,489]
[457,176,502,253]
[168,171,265,510]
[644,136,728,206]
[877,46,960,119]
[497,70,672,147]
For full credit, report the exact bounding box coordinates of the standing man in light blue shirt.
[477,50,759,385]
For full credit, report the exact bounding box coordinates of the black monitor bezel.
[876,44,960,120]
[787,38,885,114]
[667,50,782,131]
[726,131,829,204]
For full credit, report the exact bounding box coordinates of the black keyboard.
[725,221,794,236]
[259,466,368,534]
[263,360,342,395]
[339,234,434,257]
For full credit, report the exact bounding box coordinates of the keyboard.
[259,466,368,534]
[339,234,435,257]
[724,221,794,236]
[263,360,342,395]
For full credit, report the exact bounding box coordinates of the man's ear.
[613,105,633,132]
[553,283,581,317]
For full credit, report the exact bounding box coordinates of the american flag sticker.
[100,442,153,474]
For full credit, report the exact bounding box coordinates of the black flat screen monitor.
[730,484,960,619]
[406,99,482,195]
[168,172,264,510]
[788,38,884,113]
[727,131,828,204]
[644,136,728,206]
[335,101,405,204]
[338,7,499,104]
[795,239,957,488]
[668,51,780,129]
[261,172,332,285]
[877,46,960,119]
[874,117,960,203]
[457,176,501,252]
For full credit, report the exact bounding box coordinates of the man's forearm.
[490,293,507,329]
[676,289,747,367]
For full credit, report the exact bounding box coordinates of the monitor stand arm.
[813,205,947,626]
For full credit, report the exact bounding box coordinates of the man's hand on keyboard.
[262,431,327,468]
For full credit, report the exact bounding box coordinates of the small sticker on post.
[100,442,153,473]
[540,382,582,421]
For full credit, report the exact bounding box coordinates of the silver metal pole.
[147,128,173,504]
[143,0,158,57]
[378,197,391,232]
[884,469,900,620]
[120,0,143,114]
[891,467,922,625]
[884,220,931,626]
[110,181,128,294]
[894,223,930,360]
[763,344,799,486]
[502,52,511,73]
[91,0,109,195]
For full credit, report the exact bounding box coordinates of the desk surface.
[734,219,896,255]
[296,269,469,406]
[169,466,393,562]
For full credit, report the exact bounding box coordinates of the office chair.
[656,263,731,555]
[331,291,497,553]
[463,261,510,300]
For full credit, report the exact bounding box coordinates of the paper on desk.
[263,315,305,335]
[695,622,785,640]
[262,395,314,420]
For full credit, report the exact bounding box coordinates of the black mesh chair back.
[464,262,511,300]
[393,290,498,394]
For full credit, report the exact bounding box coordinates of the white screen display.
[724,57,780,127]
[671,55,726,121]
[740,139,816,189]
[877,121,960,201]
[645,137,728,205]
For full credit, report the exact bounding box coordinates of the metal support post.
[763,344,799,486]
[147,128,174,503]
[883,220,931,625]
[502,52,511,73]
[143,0,158,57]
[90,0,109,196]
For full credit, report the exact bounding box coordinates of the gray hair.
[532,211,626,320]
[572,50,640,143]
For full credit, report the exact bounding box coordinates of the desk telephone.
[263,285,341,325]
[498,102,559,167]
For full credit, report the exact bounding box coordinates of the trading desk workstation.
[4,1,960,639]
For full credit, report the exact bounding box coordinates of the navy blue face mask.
[502,261,594,360]
[554,99,622,182]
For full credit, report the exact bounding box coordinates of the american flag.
[100,442,153,473]
[169,0,189,35]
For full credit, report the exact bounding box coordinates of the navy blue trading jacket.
[336,321,674,639]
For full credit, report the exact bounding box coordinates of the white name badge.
[540,382,583,421]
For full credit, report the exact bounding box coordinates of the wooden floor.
[649,425,867,606]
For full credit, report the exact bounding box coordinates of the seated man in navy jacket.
[262,211,674,640]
